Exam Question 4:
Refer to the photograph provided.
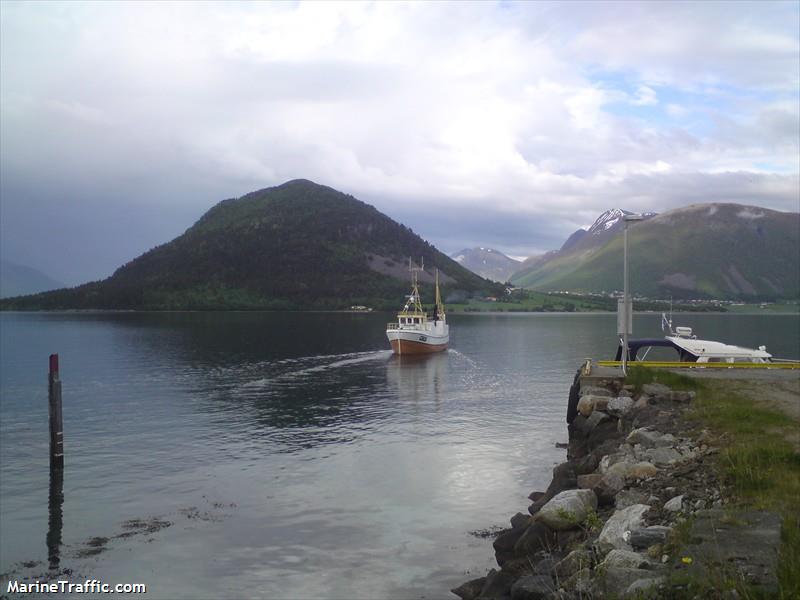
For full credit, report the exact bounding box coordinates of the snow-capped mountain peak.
[587,208,632,235]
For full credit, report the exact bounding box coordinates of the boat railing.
[387,323,399,330]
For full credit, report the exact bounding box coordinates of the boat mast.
[402,258,425,315]
[435,268,445,319]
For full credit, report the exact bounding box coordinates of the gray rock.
[606,460,657,480]
[598,504,650,553]
[452,576,486,600]
[607,396,634,416]
[641,382,671,397]
[593,472,625,506]
[616,489,649,509]
[625,577,664,598]
[577,473,603,489]
[514,522,557,556]
[629,526,672,550]
[585,409,610,430]
[510,574,555,600]
[577,395,595,417]
[536,489,598,530]
[643,446,683,466]
[600,567,658,597]
[493,526,527,553]
[664,495,684,512]
[478,568,515,599]
[669,390,695,403]
[626,428,677,449]
[600,549,651,570]
[511,512,531,529]
[625,428,662,448]
[553,548,592,580]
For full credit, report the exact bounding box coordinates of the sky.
[1,1,798,285]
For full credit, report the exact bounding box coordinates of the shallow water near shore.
[1,311,797,598]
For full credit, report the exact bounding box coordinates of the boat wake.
[242,350,392,388]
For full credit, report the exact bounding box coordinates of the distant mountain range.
[0,260,64,299]
[0,180,500,310]
[450,247,521,282]
[510,204,799,300]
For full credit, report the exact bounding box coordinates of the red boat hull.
[390,339,448,355]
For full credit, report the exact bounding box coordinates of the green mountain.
[511,203,799,300]
[1,180,500,310]
[0,260,65,298]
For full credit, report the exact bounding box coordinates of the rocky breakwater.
[452,377,775,599]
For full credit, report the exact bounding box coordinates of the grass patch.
[625,365,700,394]
[678,379,800,598]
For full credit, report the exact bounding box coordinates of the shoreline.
[453,366,798,599]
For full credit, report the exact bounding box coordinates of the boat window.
[414,318,420,324]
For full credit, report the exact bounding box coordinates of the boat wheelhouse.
[386,262,449,355]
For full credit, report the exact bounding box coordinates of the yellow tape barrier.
[596,361,800,370]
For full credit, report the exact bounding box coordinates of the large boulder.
[536,489,598,530]
[451,577,486,600]
[577,395,595,417]
[510,574,556,600]
[514,522,557,556]
[626,428,676,449]
[605,460,657,480]
[593,472,625,506]
[600,567,660,598]
[477,568,515,599]
[607,396,634,417]
[529,462,577,515]
[643,447,683,466]
[598,504,650,553]
[600,549,651,570]
[554,548,592,580]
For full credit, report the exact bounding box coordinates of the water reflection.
[385,352,447,408]
[46,467,63,571]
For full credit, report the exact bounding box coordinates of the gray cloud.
[1,1,797,284]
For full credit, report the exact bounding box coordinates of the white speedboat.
[386,263,448,355]
[616,313,773,364]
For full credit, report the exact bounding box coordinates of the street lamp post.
[622,214,644,376]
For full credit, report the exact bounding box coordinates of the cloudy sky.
[1,1,798,284]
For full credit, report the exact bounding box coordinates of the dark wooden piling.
[48,354,64,469]
[47,465,64,570]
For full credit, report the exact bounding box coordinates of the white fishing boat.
[386,261,449,355]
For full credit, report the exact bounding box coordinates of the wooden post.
[48,354,64,469]
[47,465,64,571]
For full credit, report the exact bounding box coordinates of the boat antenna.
[661,296,674,335]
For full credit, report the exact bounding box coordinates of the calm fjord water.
[1,312,797,598]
